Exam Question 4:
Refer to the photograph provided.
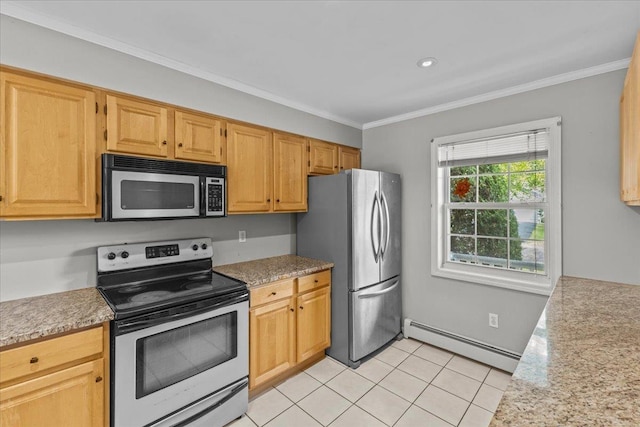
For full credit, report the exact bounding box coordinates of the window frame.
[431,117,562,295]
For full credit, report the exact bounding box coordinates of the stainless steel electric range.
[97,238,248,427]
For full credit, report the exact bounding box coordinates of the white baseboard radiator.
[403,319,521,373]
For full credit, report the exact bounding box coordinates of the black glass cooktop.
[97,260,247,319]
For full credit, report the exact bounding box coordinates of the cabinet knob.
[178,143,183,147]
[162,140,167,145]
[267,198,271,202]
[95,376,103,383]
[314,279,318,283]
[0,195,3,202]
[271,292,277,296]
[30,357,39,364]
[299,306,304,310]
[290,308,294,312]
[276,199,280,203]
[334,165,338,169]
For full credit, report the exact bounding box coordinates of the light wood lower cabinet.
[0,325,109,427]
[249,270,331,391]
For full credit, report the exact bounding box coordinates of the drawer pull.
[30,357,39,364]
[271,292,277,296]
[314,279,318,283]
[96,376,103,383]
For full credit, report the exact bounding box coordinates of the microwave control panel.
[206,177,225,216]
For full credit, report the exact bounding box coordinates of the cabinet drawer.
[298,270,331,294]
[250,278,295,307]
[0,327,103,385]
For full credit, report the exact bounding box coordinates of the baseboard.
[403,319,520,373]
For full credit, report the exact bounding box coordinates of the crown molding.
[2,2,631,133]
[363,58,630,130]
[0,3,362,130]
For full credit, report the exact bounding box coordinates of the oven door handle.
[115,292,248,335]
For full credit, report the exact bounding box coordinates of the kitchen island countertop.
[0,288,114,348]
[490,276,640,426]
[214,254,333,288]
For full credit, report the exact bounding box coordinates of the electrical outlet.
[489,313,499,328]
[239,230,246,243]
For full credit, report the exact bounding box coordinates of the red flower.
[453,178,471,198]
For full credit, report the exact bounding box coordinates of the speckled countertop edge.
[0,288,114,348]
[213,254,333,288]
[490,275,640,426]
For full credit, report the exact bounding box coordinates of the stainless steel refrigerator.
[297,169,401,368]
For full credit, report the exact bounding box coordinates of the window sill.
[432,265,553,296]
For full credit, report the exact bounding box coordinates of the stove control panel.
[98,238,213,272]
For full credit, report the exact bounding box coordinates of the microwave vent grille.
[109,154,225,176]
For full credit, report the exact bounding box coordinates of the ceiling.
[2,1,639,129]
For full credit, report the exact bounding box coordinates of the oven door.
[113,300,248,427]
[110,170,200,219]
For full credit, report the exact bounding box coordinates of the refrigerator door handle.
[357,280,399,298]
[380,191,390,260]
[371,191,380,262]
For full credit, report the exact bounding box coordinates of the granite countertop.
[491,276,640,426]
[0,288,114,348]
[214,254,333,288]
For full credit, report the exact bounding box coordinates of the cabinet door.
[308,139,338,175]
[175,111,225,164]
[106,94,168,157]
[620,33,640,205]
[227,123,273,213]
[249,299,296,389]
[0,359,104,427]
[339,146,361,172]
[296,286,331,363]
[273,133,307,212]
[0,71,97,218]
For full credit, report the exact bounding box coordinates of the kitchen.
[1,1,639,427]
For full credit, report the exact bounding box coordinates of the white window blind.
[437,129,549,167]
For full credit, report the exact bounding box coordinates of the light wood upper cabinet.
[339,145,361,171]
[296,286,331,363]
[308,138,339,175]
[273,133,307,212]
[0,70,98,219]
[0,325,109,427]
[106,94,169,158]
[621,31,640,205]
[175,110,225,164]
[227,122,273,213]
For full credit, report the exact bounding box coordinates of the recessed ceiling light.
[417,57,438,68]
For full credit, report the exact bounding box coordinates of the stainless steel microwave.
[101,154,226,221]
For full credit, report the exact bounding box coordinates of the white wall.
[0,16,361,302]
[363,70,640,354]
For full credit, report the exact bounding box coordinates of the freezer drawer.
[350,277,402,362]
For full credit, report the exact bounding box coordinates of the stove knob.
[120,251,129,259]
[107,252,116,260]
[201,243,208,250]
[192,244,199,251]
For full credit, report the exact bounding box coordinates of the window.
[431,118,561,294]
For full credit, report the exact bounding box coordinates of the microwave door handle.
[200,178,206,216]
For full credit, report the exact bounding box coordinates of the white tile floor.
[229,338,512,427]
